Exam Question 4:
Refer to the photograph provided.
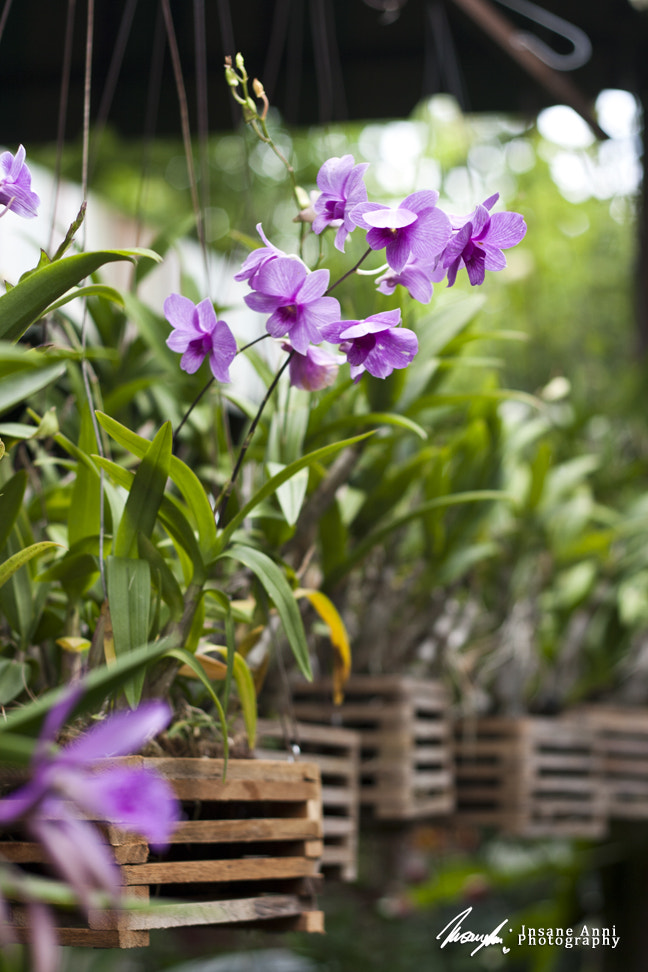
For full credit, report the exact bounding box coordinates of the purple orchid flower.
[165,294,237,382]
[440,193,527,286]
[321,308,418,382]
[312,154,369,252]
[0,688,180,915]
[244,256,341,354]
[0,145,40,218]
[233,222,293,288]
[283,342,344,391]
[352,190,451,274]
[375,255,448,305]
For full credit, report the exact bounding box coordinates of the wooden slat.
[171,818,321,844]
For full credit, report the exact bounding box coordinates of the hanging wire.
[263,0,292,104]
[90,0,139,178]
[194,0,211,274]
[425,1,469,109]
[0,0,14,48]
[491,0,592,71]
[160,0,210,291]
[48,0,77,255]
[134,3,166,243]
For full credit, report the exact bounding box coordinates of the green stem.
[326,247,373,294]
[216,350,295,525]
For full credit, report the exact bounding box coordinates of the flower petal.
[61,701,172,764]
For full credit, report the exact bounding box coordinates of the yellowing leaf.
[56,637,91,654]
[295,588,351,703]
[178,647,228,681]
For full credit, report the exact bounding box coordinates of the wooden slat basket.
[1,758,324,948]
[291,676,454,822]
[453,716,607,838]
[580,706,648,820]
[254,718,360,882]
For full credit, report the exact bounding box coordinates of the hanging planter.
[291,675,454,822]
[255,718,361,882]
[1,758,324,948]
[453,716,607,838]
[579,706,648,820]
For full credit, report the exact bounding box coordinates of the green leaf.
[325,490,511,587]
[105,556,151,707]
[69,407,101,548]
[95,411,218,559]
[137,534,184,619]
[219,544,311,680]
[0,658,29,704]
[94,455,205,583]
[164,645,229,770]
[0,638,178,753]
[315,411,428,443]
[0,363,66,416]
[46,284,125,314]
[0,470,27,550]
[266,462,309,527]
[114,422,173,559]
[0,542,61,590]
[0,248,161,342]
[216,433,374,553]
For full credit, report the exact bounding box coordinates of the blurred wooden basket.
[291,675,454,822]
[254,718,361,882]
[453,716,607,838]
[580,706,648,820]
[1,758,324,948]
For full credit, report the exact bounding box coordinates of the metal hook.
[492,0,592,70]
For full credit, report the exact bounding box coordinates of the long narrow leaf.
[105,556,151,707]
[95,411,218,558]
[215,433,374,554]
[0,248,161,342]
[114,422,172,558]
[0,470,27,551]
[219,544,311,680]
[0,542,60,589]
[1,638,177,740]
[325,490,512,587]
[164,645,229,771]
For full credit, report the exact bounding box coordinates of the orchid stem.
[326,247,373,294]
[173,333,271,448]
[216,349,295,525]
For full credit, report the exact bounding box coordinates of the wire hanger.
[491,0,592,70]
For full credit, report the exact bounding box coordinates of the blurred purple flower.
[321,308,418,382]
[376,255,447,304]
[0,688,179,915]
[165,294,237,382]
[352,190,451,273]
[440,193,527,286]
[233,222,291,288]
[283,342,343,391]
[244,256,341,354]
[0,145,40,218]
[312,154,369,252]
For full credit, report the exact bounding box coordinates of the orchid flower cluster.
[163,146,526,394]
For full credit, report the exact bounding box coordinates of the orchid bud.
[295,185,310,210]
[225,65,239,88]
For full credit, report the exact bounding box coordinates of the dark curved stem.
[325,247,373,294]
[173,376,215,447]
[173,333,273,448]
[216,350,295,525]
